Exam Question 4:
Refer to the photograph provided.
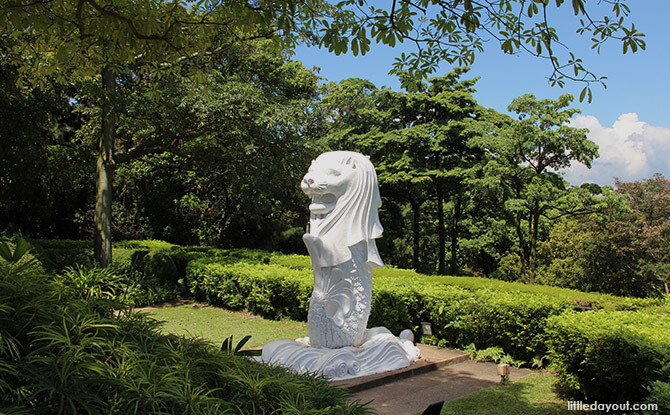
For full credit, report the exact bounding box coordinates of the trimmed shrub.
[187,259,313,321]
[367,278,573,362]
[646,381,670,414]
[141,250,179,285]
[546,310,670,402]
[29,238,93,270]
[270,253,312,270]
[187,257,573,362]
[373,266,662,312]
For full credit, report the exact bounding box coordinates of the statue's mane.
[309,151,384,268]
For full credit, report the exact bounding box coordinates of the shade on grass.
[141,302,308,348]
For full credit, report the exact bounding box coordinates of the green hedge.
[186,257,574,362]
[370,278,573,362]
[187,259,313,321]
[185,252,670,401]
[374,267,662,312]
[546,311,670,403]
[33,240,659,312]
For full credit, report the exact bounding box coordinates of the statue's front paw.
[303,233,319,244]
[303,233,323,262]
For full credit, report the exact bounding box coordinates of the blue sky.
[293,2,670,187]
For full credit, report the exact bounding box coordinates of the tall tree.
[614,175,670,295]
[0,44,90,238]
[472,94,598,282]
[457,107,517,276]
[108,42,321,249]
[324,69,482,273]
[538,177,669,297]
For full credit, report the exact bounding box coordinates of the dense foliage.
[182,247,664,362]
[547,310,670,404]
[20,238,670,407]
[0,242,370,414]
[537,176,670,297]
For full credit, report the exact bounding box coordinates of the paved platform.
[336,344,534,415]
[332,344,470,392]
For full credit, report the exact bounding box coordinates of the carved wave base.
[257,327,420,381]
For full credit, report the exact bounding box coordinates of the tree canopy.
[471,93,598,282]
[2,0,645,96]
[319,0,645,97]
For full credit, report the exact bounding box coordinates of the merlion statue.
[258,151,419,380]
[301,151,383,348]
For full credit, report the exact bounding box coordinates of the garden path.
[339,344,534,415]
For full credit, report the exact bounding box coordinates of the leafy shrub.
[373,266,661,312]
[462,344,521,366]
[187,256,573,362]
[61,263,126,300]
[30,240,192,306]
[57,262,178,308]
[270,253,312,270]
[187,259,312,321]
[367,277,573,362]
[645,381,670,414]
[28,238,92,270]
[0,238,43,277]
[546,310,670,403]
[0,257,369,414]
[489,253,523,282]
[141,250,179,285]
[114,239,177,250]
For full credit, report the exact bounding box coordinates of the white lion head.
[301,151,383,268]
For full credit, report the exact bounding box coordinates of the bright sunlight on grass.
[441,372,586,415]
[140,302,308,349]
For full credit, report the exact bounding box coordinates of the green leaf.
[12,239,30,263]
[221,335,232,353]
[234,335,252,353]
[0,243,12,262]
[571,0,584,15]
[579,86,587,102]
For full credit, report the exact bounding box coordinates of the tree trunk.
[411,200,421,271]
[437,186,446,275]
[449,195,461,275]
[514,212,527,282]
[529,208,540,284]
[94,67,115,267]
[514,183,527,282]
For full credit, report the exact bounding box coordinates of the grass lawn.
[440,371,586,415]
[139,301,308,349]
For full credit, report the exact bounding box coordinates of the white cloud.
[563,113,670,186]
